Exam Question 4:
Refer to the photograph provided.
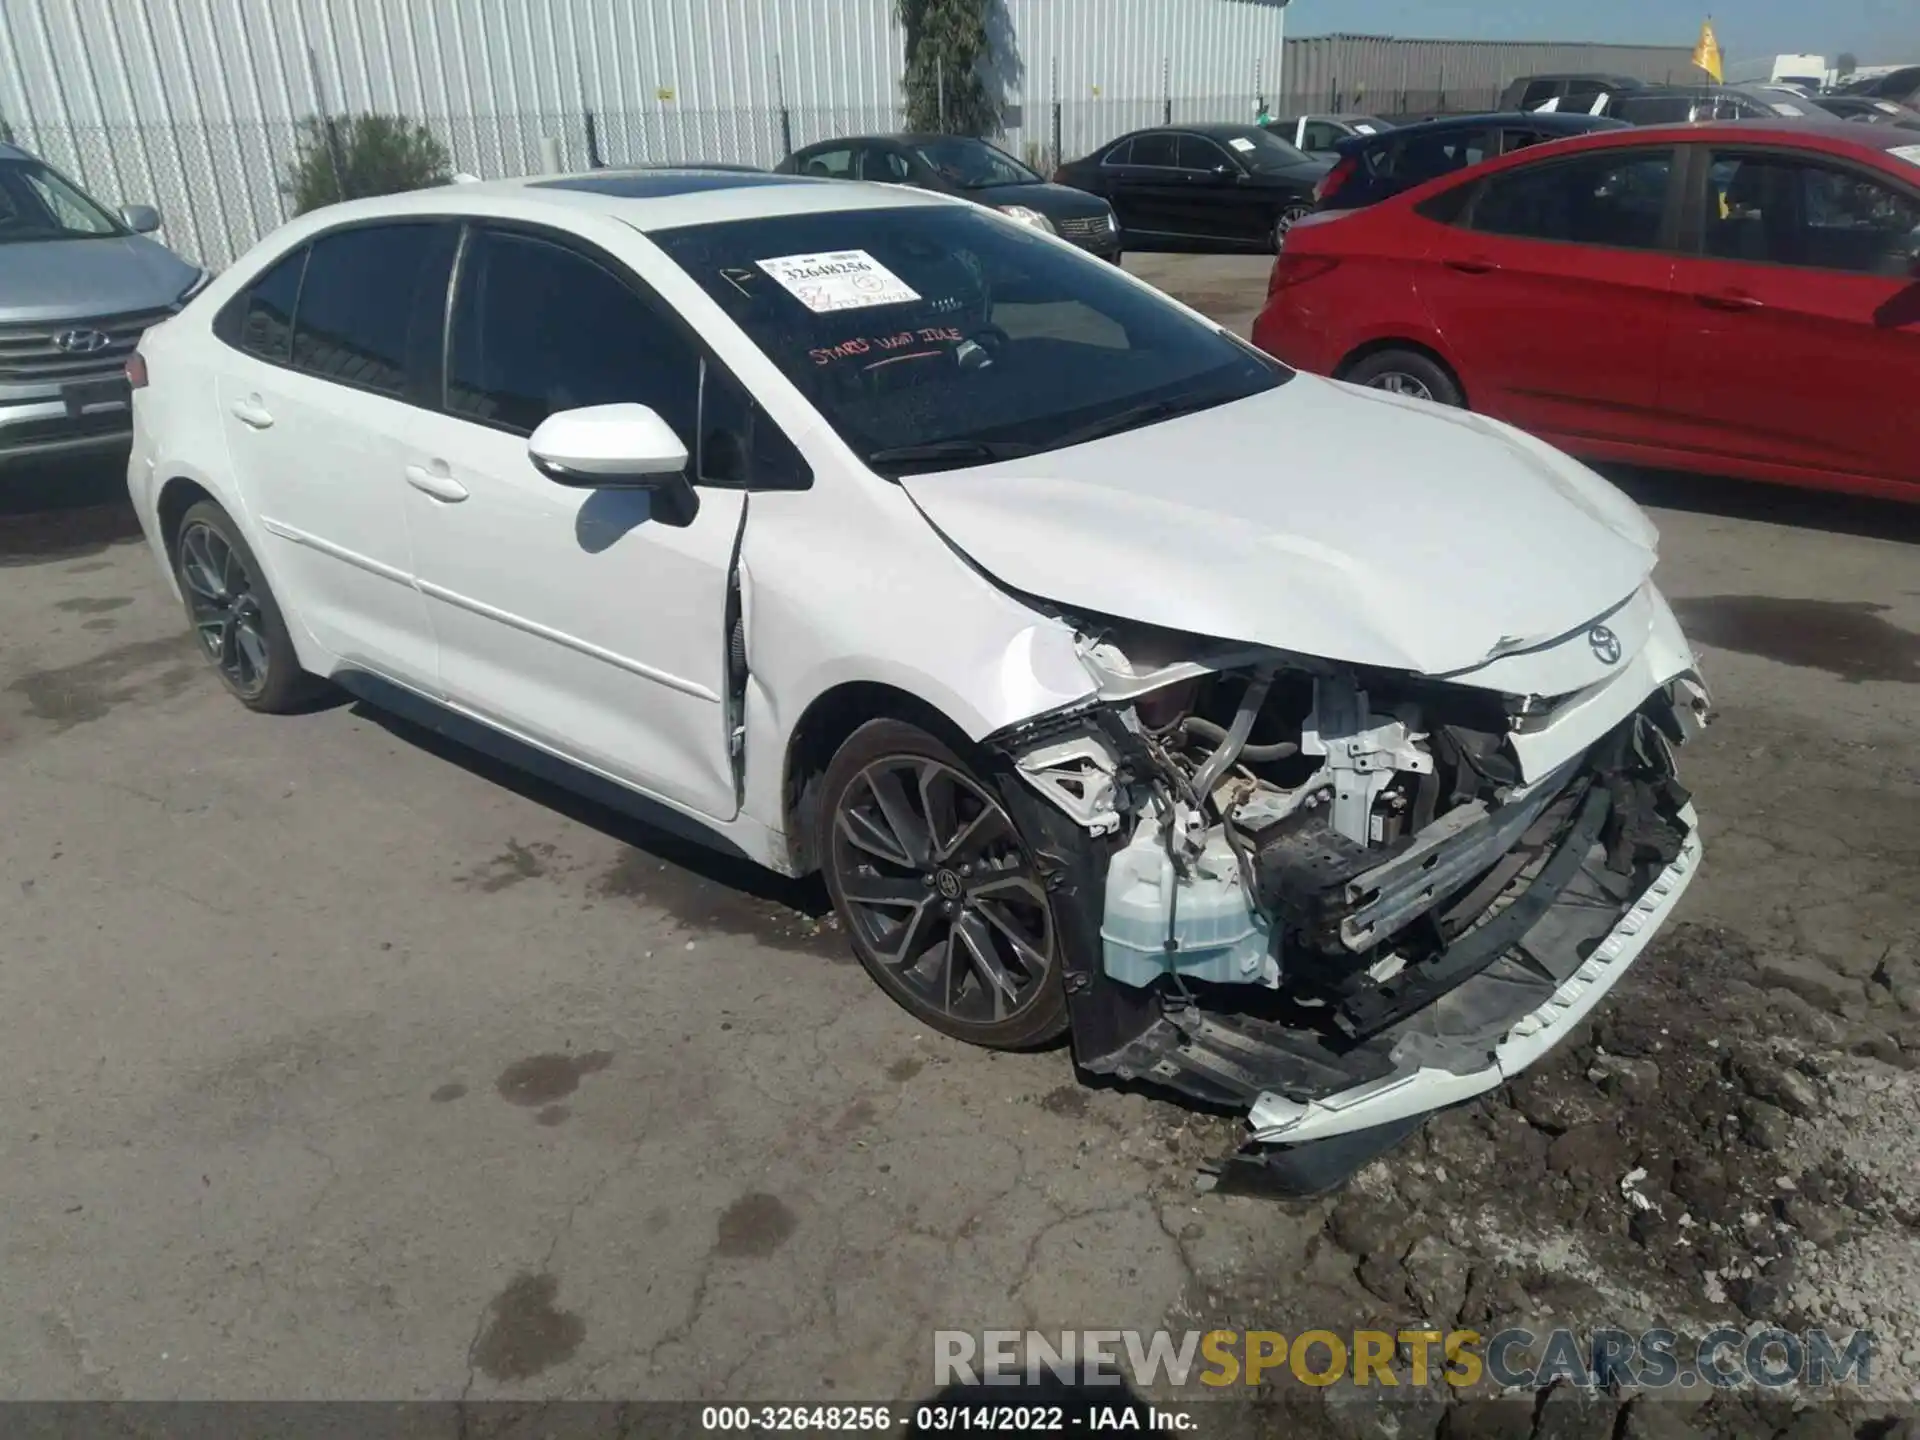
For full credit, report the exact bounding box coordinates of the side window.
[1175,135,1232,172]
[858,148,912,184]
[1615,95,1693,124]
[236,247,306,364]
[1131,133,1178,168]
[1520,80,1561,110]
[798,147,854,179]
[1300,121,1343,152]
[1563,81,1609,114]
[1703,153,1920,275]
[1101,137,1134,166]
[447,228,699,442]
[292,223,456,399]
[697,361,811,491]
[1381,129,1495,183]
[1471,149,1674,250]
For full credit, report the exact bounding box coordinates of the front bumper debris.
[1057,702,1701,1189]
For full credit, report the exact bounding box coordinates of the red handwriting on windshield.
[810,326,963,366]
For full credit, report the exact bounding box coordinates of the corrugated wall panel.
[1279,34,1696,116]
[1001,0,1288,164]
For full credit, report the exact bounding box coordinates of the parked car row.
[1252,119,1920,501]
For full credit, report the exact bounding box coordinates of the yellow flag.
[1692,19,1724,83]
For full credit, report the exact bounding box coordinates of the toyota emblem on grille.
[1588,625,1623,665]
[54,329,111,354]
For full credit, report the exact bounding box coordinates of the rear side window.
[236,247,306,364]
[798,147,854,178]
[292,223,456,399]
[447,228,699,440]
[1131,133,1178,168]
[1703,152,1920,275]
[1175,135,1230,171]
[1520,80,1561,109]
[1101,137,1134,166]
[1471,149,1674,250]
[1374,129,1494,182]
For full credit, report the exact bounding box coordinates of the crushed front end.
[990,584,1713,1195]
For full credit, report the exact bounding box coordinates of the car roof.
[1610,115,1920,151]
[263,167,954,238]
[0,141,32,162]
[796,133,996,149]
[1344,111,1623,141]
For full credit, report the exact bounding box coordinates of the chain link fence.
[12,83,1504,269]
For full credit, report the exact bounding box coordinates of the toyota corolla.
[126,169,1711,1192]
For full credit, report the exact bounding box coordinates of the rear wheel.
[1272,202,1315,251]
[172,500,321,713]
[1341,348,1464,407]
[817,719,1070,1049]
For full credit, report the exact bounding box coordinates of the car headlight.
[1105,209,1119,231]
[996,205,1056,234]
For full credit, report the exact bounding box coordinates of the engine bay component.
[1100,820,1278,989]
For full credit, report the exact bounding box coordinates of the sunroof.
[532,170,809,197]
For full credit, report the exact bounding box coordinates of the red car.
[1253,121,1920,501]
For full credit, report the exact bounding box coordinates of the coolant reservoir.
[1100,827,1278,988]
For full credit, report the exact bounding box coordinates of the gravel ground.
[0,255,1915,1433]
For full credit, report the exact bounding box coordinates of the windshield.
[654,205,1287,476]
[1210,126,1313,171]
[0,159,124,243]
[908,137,1040,190]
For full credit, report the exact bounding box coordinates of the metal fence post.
[1162,58,1171,125]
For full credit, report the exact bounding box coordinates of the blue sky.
[1287,0,1919,65]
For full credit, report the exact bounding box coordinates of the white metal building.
[0,0,1291,264]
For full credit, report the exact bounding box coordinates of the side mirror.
[528,403,688,488]
[121,204,162,234]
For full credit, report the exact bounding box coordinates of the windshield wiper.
[1045,391,1234,451]
[866,438,1037,473]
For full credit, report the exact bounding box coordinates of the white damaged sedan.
[127,169,1712,1191]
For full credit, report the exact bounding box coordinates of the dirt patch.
[494,1050,613,1107]
[459,839,557,893]
[4,635,200,733]
[471,1273,585,1381]
[714,1191,798,1258]
[592,847,845,959]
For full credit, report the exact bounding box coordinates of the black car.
[1312,111,1628,213]
[774,133,1121,260]
[1264,113,1394,155]
[1598,84,1815,124]
[1811,94,1920,131]
[1498,73,1648,113]
[1834,65,1920,107]
[1053,123,1331,253]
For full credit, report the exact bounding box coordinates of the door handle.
[404,462,469,503]
[1443,256,1500,274]
[1694,289,1764,312]
[228,395,274,429]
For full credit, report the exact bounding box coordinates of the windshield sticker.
[1228,137,1256,152]
[1770,101,1806,115]
[1892,144,1920,169]
[1352,123,1377,134]
[810,326,963,366]
[755,249,920,313]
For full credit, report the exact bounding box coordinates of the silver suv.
[0,142,206,466]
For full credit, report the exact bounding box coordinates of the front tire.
[817,719,1071,1049]
[1342,348,1464,407]
[172,500,321,713]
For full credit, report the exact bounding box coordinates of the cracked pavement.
[2,255,1916,1409]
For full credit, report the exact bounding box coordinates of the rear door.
[1105,131,1189,238]
[1416,144,1684,444]
[215,222,454,687]
[1660,144,1920,488]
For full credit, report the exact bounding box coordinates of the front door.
[401,225,745,820]
[216,222,454,688]
[1659,145,1920,490]
[1417,145,1683,445]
